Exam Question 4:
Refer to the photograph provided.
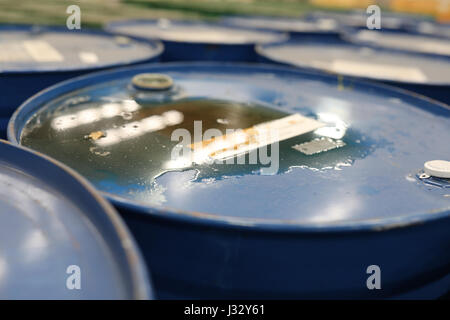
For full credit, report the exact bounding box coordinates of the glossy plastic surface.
[0,140,152,299]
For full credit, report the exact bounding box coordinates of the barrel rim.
[105,18,290,45]
[7,61,450,234]
[255,38,450,86]
[0,24,164,74]
[0,139,153,299]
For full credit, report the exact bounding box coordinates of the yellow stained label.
[189,114,325,161]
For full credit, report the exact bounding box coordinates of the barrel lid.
[8,63,450,232]
[106,19,287,45]
[0,24,163,73]
[0,140,151,299]
[414,21,450,39]
[221,15,339,34]
[346,29,450,57]
[306,10,425,31]
[257,40,450,86]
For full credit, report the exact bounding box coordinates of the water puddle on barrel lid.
[20,97,375,209]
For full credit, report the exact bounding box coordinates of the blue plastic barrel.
[0,24,163,139]
[344,28,450,58]
[0,140,152,299]
[256,40,450,104]
[412,21,450,39]
[221,15,341,41]
[105,19,287,62]
[8,62,450,299]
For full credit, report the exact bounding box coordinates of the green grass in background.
[0,0,317,28]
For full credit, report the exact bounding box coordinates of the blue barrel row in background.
[242,11,450,104]
[106,16,450,104]
[256,39,450,104]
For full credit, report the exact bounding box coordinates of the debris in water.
[85,131,106,141]
[292,137,345,155]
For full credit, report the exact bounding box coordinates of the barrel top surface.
[306,10,425,30]
[0,140,151,299]
[9,63,450,231]
[257,40,450,85]
[0,25,162,73]
[415,21,450,39]
[106,19,287,44]
[221,16,339,33]
[350,29,450,57]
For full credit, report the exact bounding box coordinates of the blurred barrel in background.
[344,28,450,57]
[305,9,428,32]
[0,140,152,299]
[8,62,450,299]
[105,19,288,62]
[0,25,163,139]
[412,20,450,39]
[257,40,450,104]
[221,15,342,41]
